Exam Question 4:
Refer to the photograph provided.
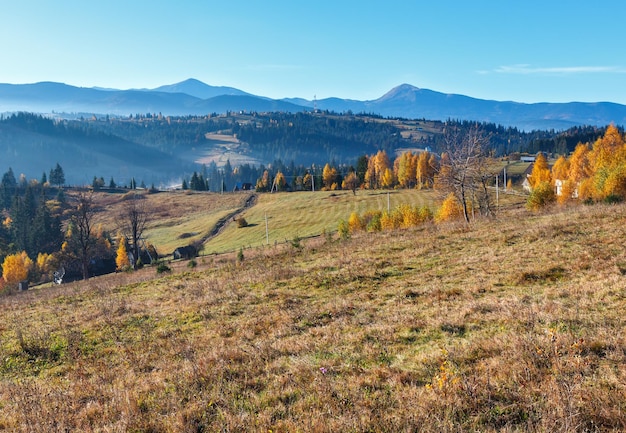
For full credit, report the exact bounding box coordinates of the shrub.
[526,181,555,211]
[237,247,244,262]
[338,219,350,239]
[291,235,302,250]
[435,193,464,223]
[364,210,382,232]
[236,217,249,228]
[156,262,171,274]
[347,212,365,233]
[188,259,197,268]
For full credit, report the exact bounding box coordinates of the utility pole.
[265,212,269,245]
[496,173,499,208]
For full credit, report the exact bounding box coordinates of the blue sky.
[2,1,626,104]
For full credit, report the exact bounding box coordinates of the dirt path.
[200,193,258,245]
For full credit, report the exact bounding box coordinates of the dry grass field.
[88,190,254,255]
[1,195,625,431]
[88,188,439,256]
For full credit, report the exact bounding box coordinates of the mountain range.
[1,78,626,131]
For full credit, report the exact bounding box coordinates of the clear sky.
[1,1,625,104]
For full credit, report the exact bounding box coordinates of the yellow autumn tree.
[590,124,625,172]
[568,143,592,184]
[433,152,452,191]
[588,125,626,201]
[364,150,391,189]
[36,252,56,281]
[526,181,555,211]
[551,156,570,183]
[380,210,400,230]
[552,155,573,204]
[380,167,395,189]
[600,164,626,200]
[565,143,592,200]
[116,235,130,271]
[364,156,377,189]
[273,171,287,192]
[2,251,33,286]
[528,153,551,189]
[417,151,437,189]
[341,171,359,194]
[395,151,417,188]
[347,212,365,233]
[255,170,271,192]
[435,193,464,223]
[322,163,338,190]
[302,172,313,191]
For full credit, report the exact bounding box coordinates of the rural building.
[173,245,197,260]
[554,179,579,198]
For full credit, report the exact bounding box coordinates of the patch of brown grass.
[1,202,626,431]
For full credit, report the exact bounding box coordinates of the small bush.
[435,193,464,223]
[156,262,171,274]
[604,194,622,204]
[237,247,244,262]
[338,219,350,239]
[291,235,302,250]
[347,212,365,233]
[363,210,382,232]
[236,217,249,228]
[526,181,555,211]
[188,259,197,269]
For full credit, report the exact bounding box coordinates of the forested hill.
[83,111,610,161]
[0,113,193,186]
[0,112,614,186]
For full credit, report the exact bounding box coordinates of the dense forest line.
[75,111,613,159]
[0,112,617,190]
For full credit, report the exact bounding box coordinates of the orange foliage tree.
[116,235,130,271]
[555,125,626,203]
[322,164,339,191]
[347,212,365,233]
[528,152,551,189]
[435,193,464,223]
[417,151,437,189]
[341,171,359,194]
[273,171,287,192]
[395,151,417,189]
[2,251,33,286]
[364,150,391,189]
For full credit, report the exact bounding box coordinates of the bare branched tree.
[68,191,97,280]
[119,193,150,268]
[435,123,494,223]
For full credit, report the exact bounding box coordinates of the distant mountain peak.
[152,79,251,100]
[376,83,422,102]
[393,83,421,92]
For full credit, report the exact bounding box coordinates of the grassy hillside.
[89,189,438,256]
[90,190,254,256]
[203,189,438,254]
[0,199,625,431]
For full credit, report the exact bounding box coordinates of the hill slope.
[0,201,624,431]
[0,114,193,186]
